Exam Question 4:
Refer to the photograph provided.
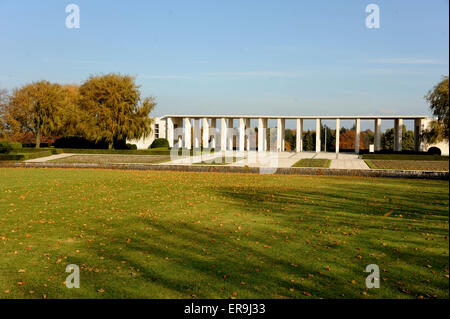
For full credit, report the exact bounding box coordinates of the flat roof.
[162,115,429,120]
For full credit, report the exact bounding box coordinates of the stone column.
[202,118,209,149]
[220,118,227,151]
[245,119,251,151]
[173,118,183,148]
[193,119,201,149]
[166,117,174,147]
[184,118,192,149]
[227,118,234,150]
[414,118,424,152]
[394,118,403,152]
[239,118,245,152]
[210,118,216,150]
[315,118,321,153]
[258,118,265,152]
[374,118,381,151]
[277,118,285,152]
[335,118,340,153]
[355,118,361,154]
[296,118,303,152]
[263,119,268,151]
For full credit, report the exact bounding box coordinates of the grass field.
[50,154,172,164]
[292,159,331,168]
[365,160,449,171]
[194,156,244,165]
[0,168,448,299]
[361,154,449,161]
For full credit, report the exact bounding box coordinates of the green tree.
[78,74,156,149]
[423,76,449,143]
[5,81,66,148]
[381,125,414,151]
[321,125,335,152]
[402,128,414,151]
[302,130,314,151]
[381,128,394,151]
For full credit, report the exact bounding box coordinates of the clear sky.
[0,0,448,129]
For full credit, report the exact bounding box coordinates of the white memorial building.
[131,115,449,155]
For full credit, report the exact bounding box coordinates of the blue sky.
[0,0,448,129]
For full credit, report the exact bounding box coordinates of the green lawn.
[0,168,448,299]
[365,160,449,171]
[292,159,331,168]
[194,156,244,165]
[361,154,449,161]
[49,154,172,164]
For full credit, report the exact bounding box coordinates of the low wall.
[0,162,448,180]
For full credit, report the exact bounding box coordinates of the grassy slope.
[365,160,449,171]
[292,159,331,168]
[194,156,244,165]
[0,169,448,299]
[49,154,172,164]
[361,154,448,161]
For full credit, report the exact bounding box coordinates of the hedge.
[150,138,169,149]
[0,150,52,161]
[0,141,23,153]
[51,148,172,155]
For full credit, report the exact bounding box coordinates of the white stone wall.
[423,119,449,155]
[127,117,166,149]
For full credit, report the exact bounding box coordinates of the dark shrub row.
[0,150,52,161]
[0,141,22,153]
[54,136,137,150]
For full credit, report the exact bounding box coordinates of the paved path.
[162,151,370,170]
[330,153,370,170]
[229,152,370,170]
[24,153,75,163]
[24,151,369,170]
[329,158,370,170]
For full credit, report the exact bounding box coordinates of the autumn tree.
[285,129,295,150]
[0,88,8,138]
[5,81,66,148]
[78,74,155,149]
[59,84,82,136]
[339,129,362,151]
[422,76,449,143]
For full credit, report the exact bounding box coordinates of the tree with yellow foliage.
[78,74,156,149]
[5,81,66,148]
[0,88,8,139]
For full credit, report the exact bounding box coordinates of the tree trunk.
[35,131,41,149]
[108,141,113,150]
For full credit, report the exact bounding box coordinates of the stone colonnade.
[165,116,427,153]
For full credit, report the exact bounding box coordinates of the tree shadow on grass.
[76,199,448,299]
